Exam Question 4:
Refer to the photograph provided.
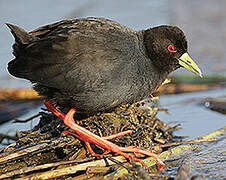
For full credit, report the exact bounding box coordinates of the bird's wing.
[7,18,140,91]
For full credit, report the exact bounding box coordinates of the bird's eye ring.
[168,45,176,53]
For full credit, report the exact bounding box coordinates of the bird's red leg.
[62,129,133,140]
[44,99,165,170]
[61,130,111,157]
[43,99,132,140]
[102,130,133,140]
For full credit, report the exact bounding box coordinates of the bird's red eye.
[168,45,176,52]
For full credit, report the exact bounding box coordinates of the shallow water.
[157,88,226,140]
[0,0,226,178]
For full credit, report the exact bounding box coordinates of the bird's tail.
[6,23,34,78]
[6,23,31,44]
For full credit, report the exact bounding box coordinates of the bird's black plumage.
[7,17,188,113]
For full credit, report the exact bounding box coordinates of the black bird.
[6,17,202,169]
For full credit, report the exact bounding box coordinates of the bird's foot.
[61,129,133,158]
[44,99,165,171]
[62,129,133,140]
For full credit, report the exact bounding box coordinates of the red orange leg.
[85,141,105,158]
[102,130,133,140]
[128,155,149,169]
[44,99,65,120]
[44,99,165,171]
[62,130,79,139]
[44,100,132,140]
[63,108,164,170]
[62,129,132,141]
[62,130,110,158]
[120,146,164,165]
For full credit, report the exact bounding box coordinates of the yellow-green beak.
[178,53,203,77]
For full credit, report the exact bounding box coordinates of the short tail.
[6,23,31,44]
[6,23,33,78]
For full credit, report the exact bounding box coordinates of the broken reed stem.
[0,158,96,179]
[14,156,127,180]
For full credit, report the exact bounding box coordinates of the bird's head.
[144,25,202,77]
